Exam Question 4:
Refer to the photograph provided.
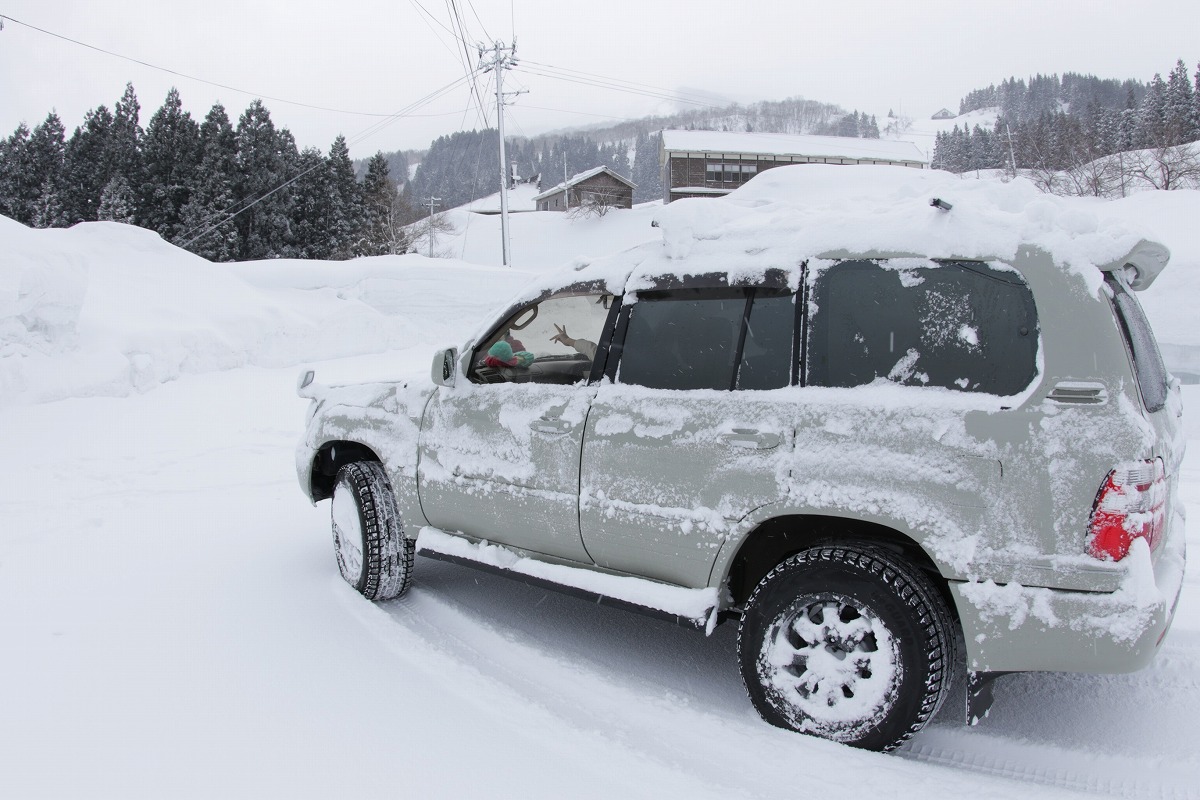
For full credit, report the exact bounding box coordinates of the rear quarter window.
[1107,274,1169,413]
[806,260,1039,396]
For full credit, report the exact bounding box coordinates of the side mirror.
[431,347,458,387]
[296,369,325,399]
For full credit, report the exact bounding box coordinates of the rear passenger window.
[738,293,795,390]
[617,290,794,391]
[806,260,1038,395]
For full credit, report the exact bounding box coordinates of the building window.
[706,162,759,186]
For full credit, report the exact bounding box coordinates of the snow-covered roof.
[532,166,635,202]
[660,130,927,164]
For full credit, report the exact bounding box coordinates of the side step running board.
[416,527,721,632]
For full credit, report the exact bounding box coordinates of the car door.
[418,288,617,563]
[579,285,798,587]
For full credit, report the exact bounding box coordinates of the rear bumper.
[950,518,1186,674]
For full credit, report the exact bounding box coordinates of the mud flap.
[966,671,1011,725]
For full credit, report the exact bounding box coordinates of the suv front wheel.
[331,461,414,600]
[737,544,955,751]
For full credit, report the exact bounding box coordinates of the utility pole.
[1005,124,1018,178]
[478,41,526,267]
[425,196,441,258]
[563,153,569,210]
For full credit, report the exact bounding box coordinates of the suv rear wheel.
[737,544,954,751]
[331,461,413,600]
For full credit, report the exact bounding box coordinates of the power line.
[463,0,494,43]
[0,13,403,118]
[406,0,466,42]
[345,73,478,149]
[444,0,490,128]
[405,0,472,64]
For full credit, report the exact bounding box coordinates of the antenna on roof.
[930,198,953,212]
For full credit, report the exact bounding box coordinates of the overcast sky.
[1,1,1196,158]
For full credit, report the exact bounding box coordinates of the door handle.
[719,429,781,450]
[530,417,572,435]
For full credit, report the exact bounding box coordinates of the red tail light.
[1087,459,1166,561]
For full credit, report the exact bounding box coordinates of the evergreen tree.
[326,135,361,259]
[408,129,498,212]
[1116,88,1141,152]
[289,146,334,259]
[1139,73,1168,147]
[0,116,66,225]
[61,105,115,223]
[97,175,136,223]
[605,140,631,178]
[0,123,33,222]
[108,83,143,214]
[1195,62,1200,142]
[358,151,403,256]
[32,178,66,228]
[631,130,663,203]
[25,113,66,223]
[139,88,200,242]
[0,123,30,221]
[835,112,859,137]
[1163,59,1198,144]
[177,103,239,261]
[233,100,295,259]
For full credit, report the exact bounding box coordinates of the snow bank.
[0,219,529,405]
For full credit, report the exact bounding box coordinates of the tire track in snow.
[334,558,1103,800]
[900,737,1199,800]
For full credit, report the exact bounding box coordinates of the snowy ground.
[3,174,1200,797]
[1,349,1197,799]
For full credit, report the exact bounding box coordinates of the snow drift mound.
[0,215,88,358]
[0,219,514,405]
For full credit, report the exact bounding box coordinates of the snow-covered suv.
[295,167,1186,752]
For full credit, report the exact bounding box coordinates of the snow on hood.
[548,165,1169,299]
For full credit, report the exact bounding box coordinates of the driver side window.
[469,291,614,385]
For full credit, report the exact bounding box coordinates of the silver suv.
[297,227,1185,752]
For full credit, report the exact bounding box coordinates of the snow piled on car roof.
[552,164,1169,298]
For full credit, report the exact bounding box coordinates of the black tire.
[330,461,413,600]
[737,544,955,752]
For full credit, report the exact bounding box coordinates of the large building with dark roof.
[659,130,927,203]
